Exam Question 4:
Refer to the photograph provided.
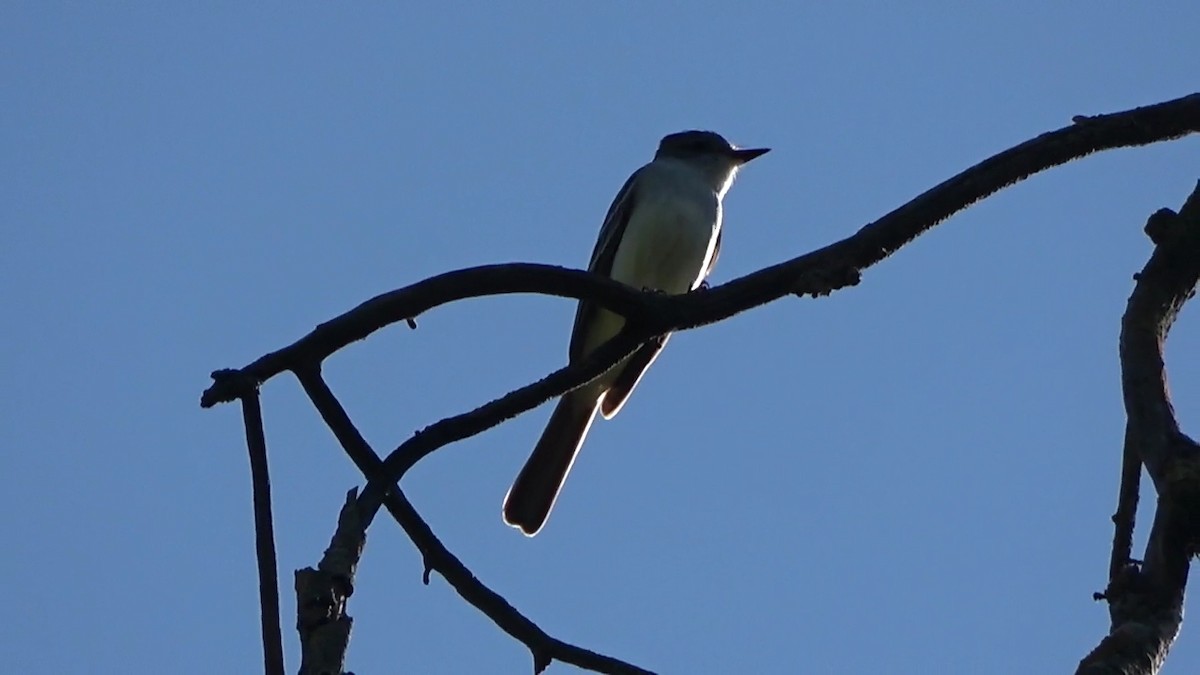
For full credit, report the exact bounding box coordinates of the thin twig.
[365,329,647,516]
[1109,425,1142,583]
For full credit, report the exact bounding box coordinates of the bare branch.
[201,93,1200,410]
[1078,182,1200,674]
[363,330,647,516]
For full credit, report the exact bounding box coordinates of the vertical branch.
[241,386,285,675]
[296,488,364,675]
[1108,425,1142,581]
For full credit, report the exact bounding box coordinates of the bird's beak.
[730,147,771,164]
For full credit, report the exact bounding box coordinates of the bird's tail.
[503,395,597,536]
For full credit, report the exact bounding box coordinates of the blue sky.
[4,4,1199,674]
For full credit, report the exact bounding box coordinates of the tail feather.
[503,396,598,536]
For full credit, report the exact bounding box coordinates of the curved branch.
[201,265,652,408]
[1119,193,1200,485]
[1078,182,1200,674]
[201,93,1200,410]
[361,330,647,515]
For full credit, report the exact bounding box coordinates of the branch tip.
[201,368,261,408]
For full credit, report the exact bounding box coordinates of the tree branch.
[361,330,647,518]
[234,378,286,675]
[294,365,653,675]
[1078,182,1200,674]
[201,93,1200,410]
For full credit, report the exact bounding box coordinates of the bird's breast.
[609,192,720,294]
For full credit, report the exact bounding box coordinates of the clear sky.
[4,4,1199,674]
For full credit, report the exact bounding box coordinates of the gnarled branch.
[1079,182,1200,674]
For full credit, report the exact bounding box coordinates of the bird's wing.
[568,168,641,362]
[598,334,668,419]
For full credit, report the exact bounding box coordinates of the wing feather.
[568,168,641,362]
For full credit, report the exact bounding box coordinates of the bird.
[502,130,770,536]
